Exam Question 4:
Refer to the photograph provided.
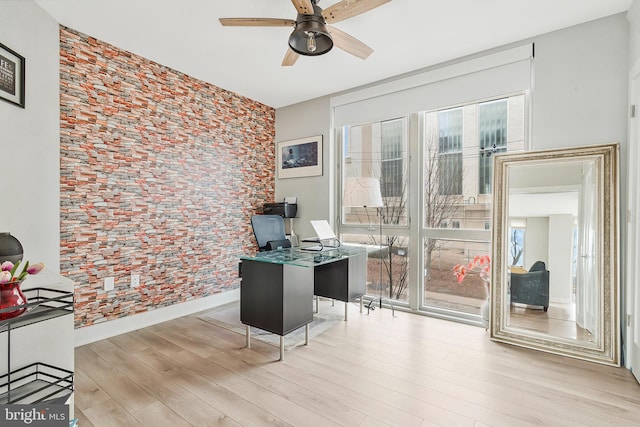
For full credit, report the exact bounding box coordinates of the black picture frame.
[0,42,25,108]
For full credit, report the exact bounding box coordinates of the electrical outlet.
[131,274,140,288]
[104,277,114,291]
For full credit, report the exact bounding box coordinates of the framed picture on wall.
[0,42,25,108]
[277,135,323,179]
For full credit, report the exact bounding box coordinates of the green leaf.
[16,260,29,281]
[9,260,20,278]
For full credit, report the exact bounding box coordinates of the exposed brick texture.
[59,26,275,328]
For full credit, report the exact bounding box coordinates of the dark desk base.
[240,260,313,360]
[240,249,366,360]
[313,251,366,320]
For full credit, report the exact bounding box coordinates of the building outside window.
[479,99,508,194]
[381,120,404,198]
[438,108,463,196]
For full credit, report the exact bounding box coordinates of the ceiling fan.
[219,0,391,66]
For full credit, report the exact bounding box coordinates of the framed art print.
[0,43,25,108]
[277,135,323,179]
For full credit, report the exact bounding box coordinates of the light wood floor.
[509,302,593,342]
[75,303,640,426]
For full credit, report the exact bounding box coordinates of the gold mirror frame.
[490,143,620,366]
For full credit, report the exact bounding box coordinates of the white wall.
[533,16,629,288]
[548,214,574,303]
[629,2,640,69]
[275,96,332,240]
[0,0,60,272]
[0,0,72,399]
[524,217,549,269]
[532,14,629,152]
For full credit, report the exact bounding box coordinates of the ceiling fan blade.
[219,18,296,27]
[291,0,314,15]
[322,0,391,24]
[282,49,300,66]
[328,26,373,60]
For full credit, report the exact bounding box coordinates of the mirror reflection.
[491,144,619,366]
[506,160,599,345]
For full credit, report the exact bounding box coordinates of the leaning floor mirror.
[490,143,620,366]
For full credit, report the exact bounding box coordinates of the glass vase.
[0,280,28,321]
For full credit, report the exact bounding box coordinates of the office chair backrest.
[251,215,291,251]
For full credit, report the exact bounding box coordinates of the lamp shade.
[343,177,383,208]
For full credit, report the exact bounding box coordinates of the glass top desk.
[239,245,367,360]
[240,245,366,267]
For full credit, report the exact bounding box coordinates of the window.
[421,94,525,317]
[424,95,524,231]
[423,239,491,315]
[339,118,409,304]
[508,227,525,267]
[341,118,408,227]
[338,94,525,316]
[479,99,508,194]
[334,46,532,322]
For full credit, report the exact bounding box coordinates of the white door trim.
[626,58,640,382]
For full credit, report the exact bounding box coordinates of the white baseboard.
[550,298,572,305]
[74,289,239,347]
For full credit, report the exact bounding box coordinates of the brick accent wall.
[59,26,275,328]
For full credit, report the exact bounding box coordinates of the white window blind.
[332,44,533,127]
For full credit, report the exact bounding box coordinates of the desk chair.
[251,215,291,251]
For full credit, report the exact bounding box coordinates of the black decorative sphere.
[0,232,24,264]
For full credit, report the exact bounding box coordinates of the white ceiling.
[510,192,579,218]
[34,0,632,108]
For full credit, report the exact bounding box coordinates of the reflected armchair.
[510,261,550,312]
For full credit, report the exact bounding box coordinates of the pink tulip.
[26,262,45,275]
[0,271,12,284]
[1,261,13,272]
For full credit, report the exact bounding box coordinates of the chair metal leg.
[305,324,309,346]
[345,301,348,321]
[245,325,251,348]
